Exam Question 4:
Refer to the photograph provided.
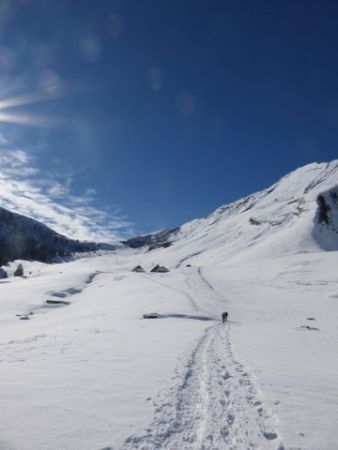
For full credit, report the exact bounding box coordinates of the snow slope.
[1,160,338,450]
[160,159,338,265]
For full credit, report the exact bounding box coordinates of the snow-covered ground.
[1,160,338,450]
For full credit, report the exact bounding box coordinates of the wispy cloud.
[0,76,70,128]
[0,90,64,110]
[0,112,66,128]
[0,2,134,243]
[0,145,133,242]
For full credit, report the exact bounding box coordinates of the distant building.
[150,264,170,273]
[132,265,145,273]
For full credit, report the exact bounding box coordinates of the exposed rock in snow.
[313,185,338,250]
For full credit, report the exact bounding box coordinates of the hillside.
[1,160,338,450]
[2,160,337,268]
[144,160,338,267]
[0,207,116,266]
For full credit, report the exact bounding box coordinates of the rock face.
[0,207,116,266]
[316,187,338,230]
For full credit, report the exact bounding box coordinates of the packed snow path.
[121,268,283,450]
[3,252,338,449]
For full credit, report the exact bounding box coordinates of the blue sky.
[0,0,338,240]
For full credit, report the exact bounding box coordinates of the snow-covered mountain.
[0,206,116,266]
[1,160,338,450]
[2,159,337,267]
[141,159,338,264]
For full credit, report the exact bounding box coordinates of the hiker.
[222,311,228,323]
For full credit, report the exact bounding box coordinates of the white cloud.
[0,148,133,242]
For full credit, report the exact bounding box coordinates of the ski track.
[175,251,204,269]
[197,267,217,295]
[121,267,284,450]
[185,267,223,315]
[139,273,200,312]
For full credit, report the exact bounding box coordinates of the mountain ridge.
[141,159,338,266]
[1,159,338,266]
[0,206,116,266]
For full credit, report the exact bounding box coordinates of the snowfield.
[1,160,338,450]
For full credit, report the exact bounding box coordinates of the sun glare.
[0,91,64,127]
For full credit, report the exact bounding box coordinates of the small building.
[150,264,169,273]
[132,265,145,273]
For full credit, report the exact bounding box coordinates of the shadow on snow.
[143,313,216,321]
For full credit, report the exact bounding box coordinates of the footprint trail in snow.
[122,269,284,450]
